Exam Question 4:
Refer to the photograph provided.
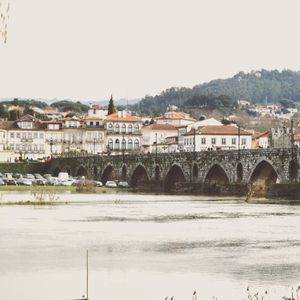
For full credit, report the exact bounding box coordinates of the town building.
[105,111,142,154]
[156,111,196,126]
[141,123,178,153]
[252,131,269,148]
[183,125,252,152]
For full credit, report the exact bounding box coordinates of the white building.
[183,125,252,152]
[187,117,222,131]
[156,111,196,126]
[88,104,108,119]
[105,111,142,154]
[141,124,178,153]
[1,115,46,160]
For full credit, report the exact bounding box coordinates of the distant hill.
[134,69,300,115]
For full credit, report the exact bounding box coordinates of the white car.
[118,181,129,188]
[105,181,117,188]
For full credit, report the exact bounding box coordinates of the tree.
[107,95,117,115]
[279,99,295,109]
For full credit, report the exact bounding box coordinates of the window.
[39,144,44,151]
[122,138,126,149]
[16,132,20,138]
[108,139,113,149]
[96,122,99,126]
[122,124,126,134]
[221,138,226,145]
[10,132,14,138]
[39,133,44,139]
[108,123,113,129]
[115,124,120,133]
[128,139,133,149]
[115,139,120,150]
[232,138,236,145]
[211,138,216,145]
[87,133,91,140]
[22,132,26,138]
[34,144,38,151]
[34,133,38,139]
[9,144,14,150]
[28,132,32,139]
[201,138,206,145]
[242,138,246,145]
[16,144,20,150]
[128,124,133,133]
[134,124,139,131]
[134,139,139,149]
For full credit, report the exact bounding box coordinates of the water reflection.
[0,192,299,300]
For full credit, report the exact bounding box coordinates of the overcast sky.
[0,0,300,101]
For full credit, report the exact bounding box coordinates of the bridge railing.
[52,147,298,160]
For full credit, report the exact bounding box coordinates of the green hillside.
[134,69,300,114]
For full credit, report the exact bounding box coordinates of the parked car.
[105,181,117,188]
[47,176,60,186]
[118,181,129,188]
[24,174,35,180]
[58,172,69,181]
[16,178,33,186]
[34,174,47,185]
[0,178,5,185]
[94,181,103,187]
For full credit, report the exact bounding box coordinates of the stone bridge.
[50,148,300,194]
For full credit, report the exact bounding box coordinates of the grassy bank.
[0,185,131,193]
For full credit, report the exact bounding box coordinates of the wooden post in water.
[86,249,89,300]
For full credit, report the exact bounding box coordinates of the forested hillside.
[134,69,300,115]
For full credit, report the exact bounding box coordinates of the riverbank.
[0,185,132,192]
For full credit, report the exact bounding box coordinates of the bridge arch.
[204,163,229,186]
[249,160,278,187]
[131,164,149,187]
[93,166,98,180]
[289,160,298,182]
[76,166,88,178]
[164,164,186,192]
[237,163,243,183]
[101,164,115,184]
[121,165,127,181]
[53,166,61,176]
[63,166,72,176]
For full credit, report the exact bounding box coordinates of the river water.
[0,192,299,300]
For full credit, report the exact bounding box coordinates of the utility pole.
[291,118,294,155]
[193,127,196,159]
[238,125,241,160]
[155,132,158,161]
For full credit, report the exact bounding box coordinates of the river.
[0,192,299,300]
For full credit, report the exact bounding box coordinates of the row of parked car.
[0,172,130,188]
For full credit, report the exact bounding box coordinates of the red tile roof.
[106,112,142,122]
[142,124,178,131]
[185,125,253,136]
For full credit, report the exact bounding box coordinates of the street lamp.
[193,127,196,159]
[93,138,96,156]
[291,119,294,153]
[122,135,126,162]
[50,137,53,157]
